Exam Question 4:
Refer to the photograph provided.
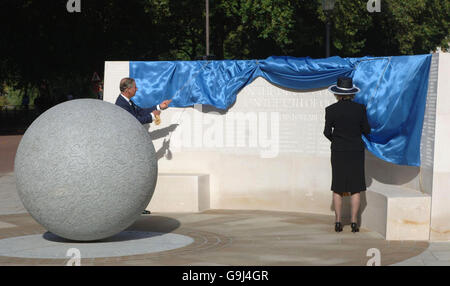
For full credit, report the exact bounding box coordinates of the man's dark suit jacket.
[323,100,371,151]
[115,95,157,125]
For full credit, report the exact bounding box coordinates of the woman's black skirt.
[331,151,366,194]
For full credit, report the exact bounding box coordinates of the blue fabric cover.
[130,54,432,166]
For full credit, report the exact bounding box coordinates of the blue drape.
[130,54,432,166]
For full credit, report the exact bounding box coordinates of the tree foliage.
[213,0,296,59]
[0,0,447,107]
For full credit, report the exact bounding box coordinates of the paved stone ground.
[0,135,19,174]
[0,173,25,215]
[1,135,450,266]
[390,243,450,266]
[0,208,430,266]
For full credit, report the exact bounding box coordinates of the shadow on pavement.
[41,216,181,243]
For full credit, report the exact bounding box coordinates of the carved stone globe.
[14,99,158,241]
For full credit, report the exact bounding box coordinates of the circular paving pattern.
[0,231,194,259]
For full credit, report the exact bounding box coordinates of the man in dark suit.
[115,77,172,124]
[116,77,172,214]
[324,76,371,233]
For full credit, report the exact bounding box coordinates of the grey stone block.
[14,99,158,241]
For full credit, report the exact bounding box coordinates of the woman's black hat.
[328,77,361,95]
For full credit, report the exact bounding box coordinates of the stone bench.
[146,173,210,213]
[354,186,431,240]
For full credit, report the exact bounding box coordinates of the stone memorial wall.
[104,53,450,240]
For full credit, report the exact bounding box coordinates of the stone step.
[358,187,431,240]
[146,173,210,213]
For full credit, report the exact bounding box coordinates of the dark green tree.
[0,0,448,110]
[145,0,206,60]
[0,0,167,110]
[365,0,449,56]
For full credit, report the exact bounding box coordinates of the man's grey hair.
[120,78,135,92]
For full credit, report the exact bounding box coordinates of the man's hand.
[159,99,172,110]
[152,110,161,117]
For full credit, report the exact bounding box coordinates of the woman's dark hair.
[334,94,355,100]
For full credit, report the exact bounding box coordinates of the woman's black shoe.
[335,222,343,232]
[351,222,359,233]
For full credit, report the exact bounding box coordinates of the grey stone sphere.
[14,99,158,241]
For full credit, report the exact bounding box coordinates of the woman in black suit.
[323,77,371,233]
